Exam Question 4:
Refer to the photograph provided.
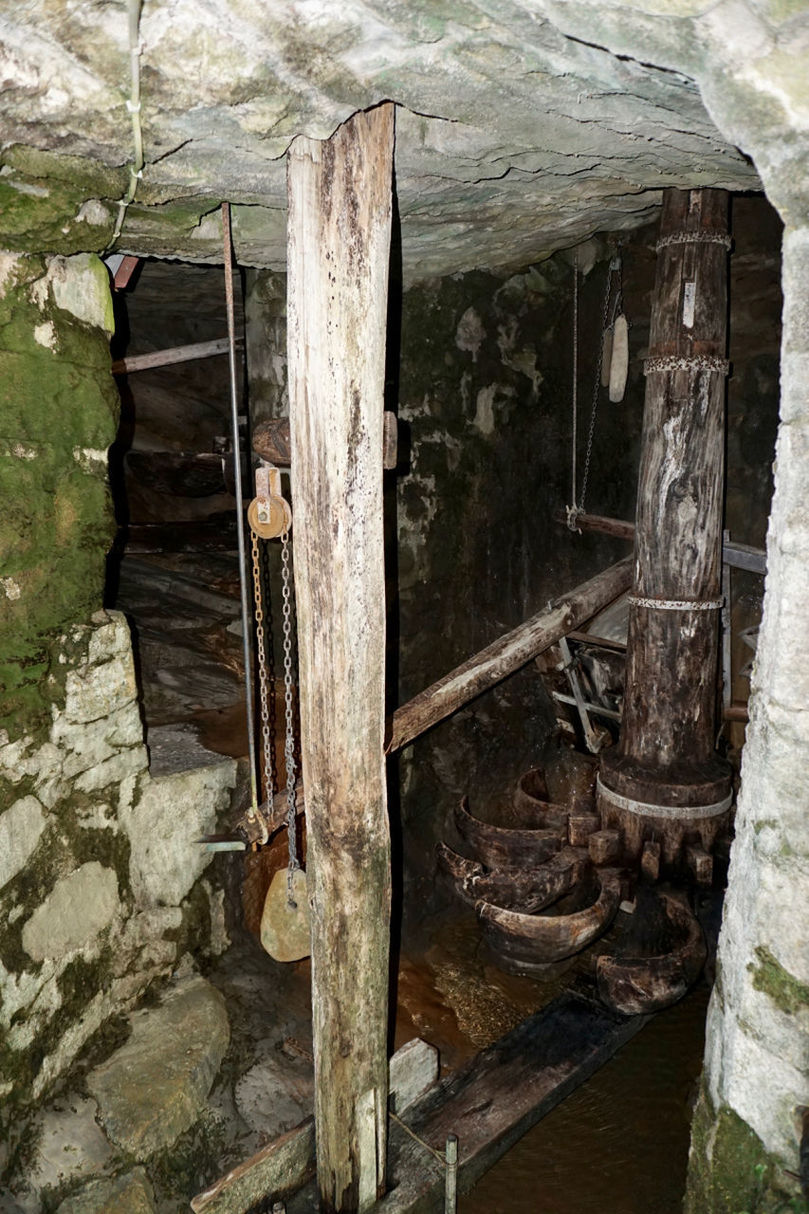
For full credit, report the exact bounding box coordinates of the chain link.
[570,252,578,519]
[250,528,274,835]
[280,526,300,903]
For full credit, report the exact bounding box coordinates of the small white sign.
[683,280,696,328]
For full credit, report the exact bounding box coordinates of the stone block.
[64,655,138,725]
[87,975,229,1159]
[56,1168,155,1214]
[27,1095,114,1199]
[74,745,148,794]
[122,761,236,908]
[86,611,132,666]
[235,1048,314,1138]
[22,862,119,961]
[0,795,47,891]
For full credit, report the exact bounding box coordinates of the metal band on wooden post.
[643,355,730,376]
[596,776,733,820]
[655,230,732,251]
[627,595,724,611]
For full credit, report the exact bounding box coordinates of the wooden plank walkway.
[286,985,648,1213]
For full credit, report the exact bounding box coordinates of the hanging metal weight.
[247,462,292,540]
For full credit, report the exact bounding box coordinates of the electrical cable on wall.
[106,0,145,252]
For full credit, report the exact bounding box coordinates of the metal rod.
[559,635,602,752]
[552,690,622,722]
[111,335,242,375]
[444,1134,458,1214]
[557,510,766,574]
[722,528,732,711]
[222,201,259,815]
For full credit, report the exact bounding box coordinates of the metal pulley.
[248,462,292,539]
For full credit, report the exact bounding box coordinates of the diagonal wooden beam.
[386,555,634,754]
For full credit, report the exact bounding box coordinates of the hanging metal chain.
[567,252,579,529]
[579,252,622,515]
[280,525,300,902]
[250,529,274,833]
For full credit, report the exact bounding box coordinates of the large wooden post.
[598,188,732,864]
[287,105,394,1212]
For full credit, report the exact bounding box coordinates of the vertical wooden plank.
[287,104,394,1213]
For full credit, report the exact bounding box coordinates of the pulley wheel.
[248,494,292,540]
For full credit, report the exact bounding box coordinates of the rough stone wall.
[0,257,238,1157]
[685,227,809,1213]
[0,609,236,1151]
[0,252,118,733]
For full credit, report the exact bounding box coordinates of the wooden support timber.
[253,414,399,471]
[110,335,242,375]
[236,558,634,845]
[282,988,649,1214]
[598,188,733,863]
[288,104,394,1213]
[386,556,633,753]
[557,510,766,575]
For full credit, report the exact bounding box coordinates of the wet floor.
[461,982,710,1214]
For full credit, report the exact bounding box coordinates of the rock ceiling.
[1,1,807,279]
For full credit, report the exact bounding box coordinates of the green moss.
[149,1106,226,1202]
[750,946,809,1016]
[168,880,211,958]
[0,146,125,255]
[0,254,119,735]
[686,1082,802,1214]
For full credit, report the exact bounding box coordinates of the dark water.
[462,984,710,1214]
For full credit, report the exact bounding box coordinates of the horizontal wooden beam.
[253,414,399,471]
[559,512,766,576]
[111,336,243,375]
[385,556,634,754]
[234,558,633,843]
[190,1039,439,1214]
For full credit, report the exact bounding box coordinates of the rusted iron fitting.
[247,462,292,539]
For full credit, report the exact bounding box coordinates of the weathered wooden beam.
[190,1040,439,1214]
[284,990,649,1214]
[599,187,733,862]
[288,103,395,1213]
[253,414,399,471]
[559,512,766,576]
[111,336,242,375]
[123,516,239,553]
[386,556,633,754]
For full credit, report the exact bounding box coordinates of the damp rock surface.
[26,1095,114,1202]
[55,1168,156,1214]
[87,975,230,1159]
[0,1,780,275]
[21,862,120,962]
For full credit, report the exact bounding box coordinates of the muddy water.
[461,983,709,1214]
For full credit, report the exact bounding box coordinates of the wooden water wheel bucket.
[477,868,622,974]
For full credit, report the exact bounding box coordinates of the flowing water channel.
[461,983,710,1214]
